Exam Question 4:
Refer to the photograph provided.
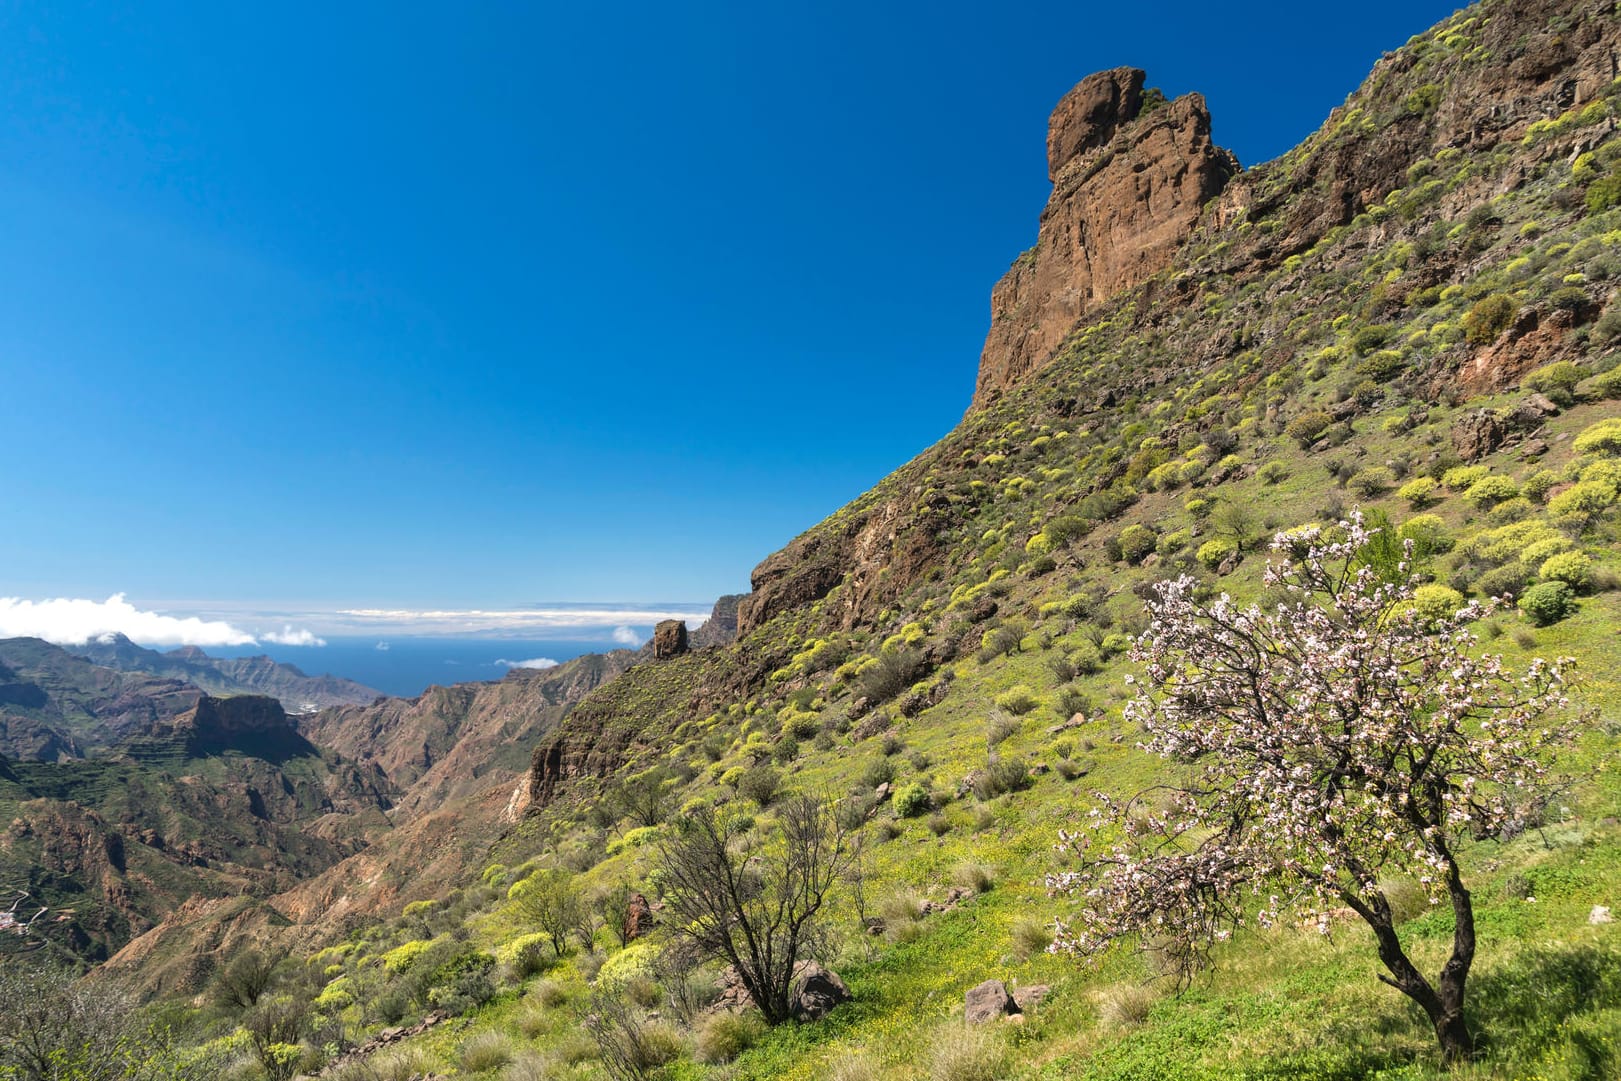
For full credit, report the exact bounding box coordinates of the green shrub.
[1463,293,1517,344]
[736,765,780,806]
[1573,418,1621,456]
[893,782,931,817]
[1587,170,1621,212]
[1397,513,1454,554]
[1117,523,1157,564]
[973,756,1032,799]
[1398,476,1439,507]
[1197,537,1238,570]
[1548,480,1617,530]
[1475,563,1531,599]
[993,686,1039,715]
[1524,469,1561,503]
[1412,584,1466,623]
[1462,474,1520,509]
[1350,324,1392,355]
[1285,410,1333,448]
[1519,581,1575,625]
[1356,350,1404,382]
[1540,551,1594,591]
[1257,461,1289,485]
[1349,467,1395,497]
[1523,361,1586,405]
[1441,464,1490,490]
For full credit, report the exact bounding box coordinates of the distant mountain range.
[71,634,382,714]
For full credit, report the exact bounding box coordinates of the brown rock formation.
[653,620,688,659]
[973,69,1238,405]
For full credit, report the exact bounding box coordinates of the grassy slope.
[180,2,1621,1078]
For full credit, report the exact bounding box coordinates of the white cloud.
[0,593,258,648]
[496,657,559,670]
[262,626,327,647]
[611,625,643,646]
[328,605,708,637]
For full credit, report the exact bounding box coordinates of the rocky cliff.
[972,67,1239,405]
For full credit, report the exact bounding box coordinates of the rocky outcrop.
[965,978,1020,1023]
[689,594,743,650]
[973,69,1238,405]
[653,620,688,659]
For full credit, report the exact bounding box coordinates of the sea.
[203,635,629,699]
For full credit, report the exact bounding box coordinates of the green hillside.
[14,1,1621,1079]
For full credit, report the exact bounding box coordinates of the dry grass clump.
[826,1049,886,1081]
[530,977,571,1008]
[1011,916,1053,959]
[501,1051,562,1081]
[1095,982,1156,1029]
[695,1011,766,1064]
[369,1046,436,1081]
[1379,876,1433,923]
[458,1030,516,1074]
[951,862,996,893]
[928,1024,1006,1081]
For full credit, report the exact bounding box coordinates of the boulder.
[791,961,851,1020]
[965,978,1020,1023]
[652,620,688,660]
[623,893,655,941]
[1012,984,1051,1012]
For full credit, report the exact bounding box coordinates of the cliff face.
[972,68,1239,405]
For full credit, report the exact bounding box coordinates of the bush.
[993,686,1038,715]
[1351,324,1392,355]
[1398,513,1454,555]
[1197,537,1238,570]
[1540,551,1594,591]
[1442,465,1490,491]
[736,765,780,807]
[1462,474,1520,509]
[973,756,1032,799]
[1548,480,1617,531]
[1116,524,1157,564]
[1524,361,1586,405]
[1286,410,1333,448]
[1475,563,1532,600]
[893,782,932,818]
[1519,581,1575,625]
[1349,467,1395,497]
[1573,418,1621,456]
[1398,476,1439,507]
[1524,470,1561,503]
[1356,350,1404,383]
[1463,294,1517,344]
[856,647,926,703]
[1257,461,1289,485]
[1412,584,1465,623]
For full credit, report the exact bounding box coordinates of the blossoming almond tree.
[1047,515,1578,1063]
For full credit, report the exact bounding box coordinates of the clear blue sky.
[0,0,1462,611]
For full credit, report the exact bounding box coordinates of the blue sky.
[0,0,1463,636]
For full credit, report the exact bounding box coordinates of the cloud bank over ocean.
[0,593,264,648]
[0,595,708,650]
